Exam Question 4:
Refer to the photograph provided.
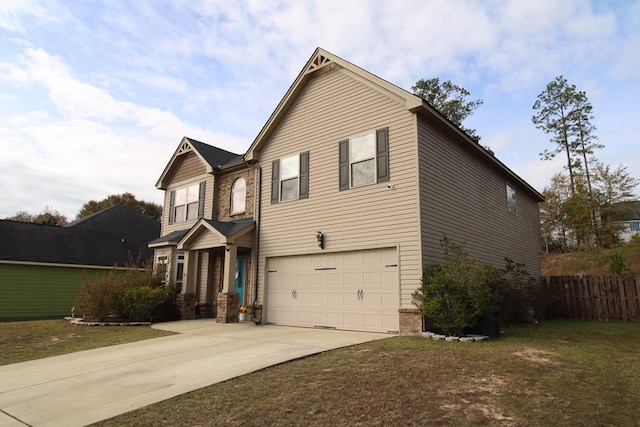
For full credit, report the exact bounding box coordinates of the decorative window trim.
[271,152,309,204]
[339,127,389,190]
[168,181,206,224]
[506,183,517,214]
[230,177,247,214]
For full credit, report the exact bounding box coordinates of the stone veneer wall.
[215,169,256,222]
[399,308,422,336]
[217,292,240,323]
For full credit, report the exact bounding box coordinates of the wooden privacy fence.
[542,276,640,322]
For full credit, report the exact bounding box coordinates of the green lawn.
[2,320,638,426]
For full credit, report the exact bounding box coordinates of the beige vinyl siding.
[169,151,206,183]
[257,67,422,308]
[417,117,541,277]
[160,173,214,236]
[235,231,255,249]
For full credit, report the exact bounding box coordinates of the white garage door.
[266,247,399,333]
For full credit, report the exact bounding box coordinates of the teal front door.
[234,257,246,306]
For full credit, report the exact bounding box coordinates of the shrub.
[121,285,174,322]
[77,270,127,321]
[77,258,178,322]
[412,237,496,336]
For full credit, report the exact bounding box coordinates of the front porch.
[175,218,256,323]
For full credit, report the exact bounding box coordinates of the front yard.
[2,319,638,426]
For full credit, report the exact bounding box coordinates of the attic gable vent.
[177,141,193,155]
[305,53,332,75]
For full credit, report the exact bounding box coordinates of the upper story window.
[339,127,389,190]
[271,152,309,204]
[506,183,517,214]
[169,181,205,224]
[231,178,246,214]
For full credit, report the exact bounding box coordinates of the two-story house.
[150,48,544,335]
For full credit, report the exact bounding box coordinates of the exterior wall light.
[316,231,325,249]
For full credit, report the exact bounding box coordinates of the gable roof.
[177,218,255,250]
[155,136,242,189]
[243,47,543,202]
[0,205,160,267]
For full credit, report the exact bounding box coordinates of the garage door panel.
[266,248,399,333]
[327,273,342,286]
[310,292,327,305]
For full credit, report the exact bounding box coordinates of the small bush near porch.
[76,261,179,322]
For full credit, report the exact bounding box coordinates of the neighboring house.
[0,205,160,319]
[613,201,640,242]
[150,48,544,335]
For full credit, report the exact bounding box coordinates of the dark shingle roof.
[185,137,242,169]
[202,218,255,237]
[148,228,190,245]
[0,205,160,267]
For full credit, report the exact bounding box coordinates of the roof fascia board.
[177,220,227,250]
[411,104,544,202]
[156,137,214,189]
[244,48,423,161]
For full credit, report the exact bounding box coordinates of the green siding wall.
[0,264,110,319]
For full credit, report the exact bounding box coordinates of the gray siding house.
[150,48,543,335]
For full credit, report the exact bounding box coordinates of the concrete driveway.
[0,320,391,427]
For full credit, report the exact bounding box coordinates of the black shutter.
[168,190,175,224]
[271,160,280,204]
[198,181,206,218]
[338,139,349,190]
[299,151,309,199]
[376,127,389,182]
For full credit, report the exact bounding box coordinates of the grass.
[0,319,174,365]
[3,319,638,426]
[88,320,640,427]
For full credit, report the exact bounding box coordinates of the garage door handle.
[357,289,363,300]
[292,290,297,299]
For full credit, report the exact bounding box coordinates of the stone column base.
[216,292,240,323]
[399,308,422,336]
[177,293,197,320]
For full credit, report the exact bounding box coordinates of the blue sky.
[1,0,638,220]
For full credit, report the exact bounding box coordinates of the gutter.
[252,165,262,324]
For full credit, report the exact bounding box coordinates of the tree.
[593,163,639,247]
[412,78,484,141]
[533,76,584,197]
[5,206,68,226]
[76,193,162,221]
[540,165,639,250]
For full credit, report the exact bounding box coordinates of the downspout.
[252,165,262,324]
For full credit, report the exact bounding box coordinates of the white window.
[231,178,246,214]
[171,183,203,223]
[350,132,377,187]
[338,128,388,190]
[506,183,517,214]
[280,155,300,201]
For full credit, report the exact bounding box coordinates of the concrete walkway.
[0,320,390,427]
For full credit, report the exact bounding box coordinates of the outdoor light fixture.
[315,231,325,249]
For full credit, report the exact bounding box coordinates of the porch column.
[182,250,197,294]
[217,243,239,323]
[222,244,237,293]
[179,250,198,320]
